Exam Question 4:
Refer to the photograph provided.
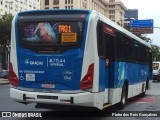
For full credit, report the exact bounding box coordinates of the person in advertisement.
[24,22,57,43]
[34,22,57,43]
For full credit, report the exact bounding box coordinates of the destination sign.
[62,32,77,43]
[59,25,72,33]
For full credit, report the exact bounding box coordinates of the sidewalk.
[0,78,10,85]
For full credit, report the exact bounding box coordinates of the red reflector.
[10,62,19,86]
[87,76,92,81]
[80,63,94,90]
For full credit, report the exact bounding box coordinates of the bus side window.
[103,33,114,60]
[128,38,134,61]
[134,42,140,63]
[97,22,104,58]
[97,21,115,60]
[116,32,125,61]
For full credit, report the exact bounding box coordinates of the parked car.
[0,70,9,79]
[153,62,160,82]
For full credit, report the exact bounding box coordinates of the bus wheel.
[119,84,127,109]
[140,80,148,97]
[157,76,160,82]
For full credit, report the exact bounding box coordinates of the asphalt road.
[0,81,160,120]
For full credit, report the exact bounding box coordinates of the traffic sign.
[130,27,153,34]
[130,19,154,34]
[130,19,154,28]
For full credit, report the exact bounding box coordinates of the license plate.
[26,74,35,81]
[41,84,55,89]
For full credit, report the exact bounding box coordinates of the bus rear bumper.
[10,88,96,108]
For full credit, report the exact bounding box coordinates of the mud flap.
[95,92,104,110]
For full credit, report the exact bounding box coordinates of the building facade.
[0,0,127,25]
[40,0,127,25]
[0,0,40,16]
[0,0,40,70]
[124,9,138,20]
[107,0,126,25]
[40,0,109,17]
[124,9,138,30]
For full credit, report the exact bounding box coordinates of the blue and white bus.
[10,9,152,110]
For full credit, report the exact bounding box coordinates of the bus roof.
[17,9,92,16]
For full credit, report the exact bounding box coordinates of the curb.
[0,79,10,85]
[0,82,10,85]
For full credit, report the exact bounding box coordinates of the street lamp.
[6,1,13,14]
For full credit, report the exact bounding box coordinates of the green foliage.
[0,13,13,46]
[151,45,160,61]
[139,34,152,43]
[139,35,160,61]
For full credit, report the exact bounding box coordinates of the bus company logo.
[24,59,43,66]
[25,59,30,65]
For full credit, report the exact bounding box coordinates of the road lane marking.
[131,97,156,103]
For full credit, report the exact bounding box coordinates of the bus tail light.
[80,63,94,90]
[10,62,19,86]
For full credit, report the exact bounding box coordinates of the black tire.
[140,81,147,97]
[157,77,160,82]
[119,84,127,109]
[139,89,146,98]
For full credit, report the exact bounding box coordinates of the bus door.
[97,22,115,103]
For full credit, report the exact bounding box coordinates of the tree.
[138,34,152,43]
[0,13,13,69]
[152,45,160,61]
[0,13,13,46]
[139,35,160,61]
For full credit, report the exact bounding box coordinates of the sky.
[121,0,160,46]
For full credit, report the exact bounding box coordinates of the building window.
[45,7,49,9]
[83,2,87,8]
[109,5,115,8]
[109,15,115,19]
[53,0,59,5]
[109,0,115,2]
[45,0,49,5]
[109,10,115,14]
[65,0,72,4]
[54,7,59,9]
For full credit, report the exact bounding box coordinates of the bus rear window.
[18,21,84,53]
